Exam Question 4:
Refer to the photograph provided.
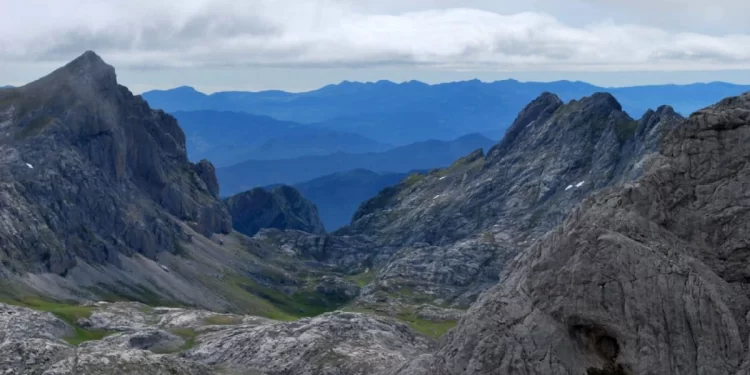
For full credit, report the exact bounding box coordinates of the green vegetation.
[16,115,56,139]
[403,173,425,186]
[222,274,347,321]
[204,315,243,325]
[396,311,457,339]
[482,231,495,244]
[343,305,457,339]
[344,270,376,287]
[162,327,198,353]
[0,296,115,345]
[615,120,639,144]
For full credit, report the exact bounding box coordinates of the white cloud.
[1,0,750,72]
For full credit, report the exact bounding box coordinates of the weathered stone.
[226,185,326,236]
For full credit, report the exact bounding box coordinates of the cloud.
[1,0,750,72]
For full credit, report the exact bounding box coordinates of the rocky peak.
[25,51,117,97]
[0,51,230,275]
[225,186,326,237]
[401,91,750,375]
[488,92,562,158]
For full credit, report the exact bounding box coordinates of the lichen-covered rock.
[43,350,213,375]
[0,339,72,375]
[184,312,432,375]
[0,303,74,341]
[78,329,185,354]
[0,303,74,375]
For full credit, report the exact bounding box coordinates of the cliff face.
[225,185,326,237]
[394,93,750,374]
[0,51,229,274]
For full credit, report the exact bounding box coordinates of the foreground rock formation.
[0,301,430,375]
[393,93,750,374]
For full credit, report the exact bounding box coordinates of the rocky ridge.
[265,91,684,315]
[394,93,750,374]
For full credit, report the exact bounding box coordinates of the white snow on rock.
[575,181,585,188]
[26,163,33,169]
[565,185,573,191]
[439,176,446,181]
[433,195,441,199]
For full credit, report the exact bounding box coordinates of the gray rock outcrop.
[226,185,326,236]
[394,93,750,374]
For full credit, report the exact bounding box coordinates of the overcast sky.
[2,0,750,93]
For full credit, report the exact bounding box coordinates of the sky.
[1,0,750,93]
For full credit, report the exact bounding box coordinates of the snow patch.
[433,195,441,199]
[439,176,446,181]
[565,185,573,191]
[25,163,33,169]
[575,181,585,188]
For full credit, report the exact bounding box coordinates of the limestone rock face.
[1,302,430,375]
[315,92,684,309]
[394,94,750,374]
[0,51,230,276]
[184,311,432,375]
[226,185,326,236]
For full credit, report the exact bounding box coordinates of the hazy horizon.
[3,1,750,94]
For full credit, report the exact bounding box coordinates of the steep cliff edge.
[0,51,230,276]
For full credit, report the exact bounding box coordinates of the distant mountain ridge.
[143,79,750,144]
[217,133,495,196]
[172,110,390,166]
[268,169,420,231]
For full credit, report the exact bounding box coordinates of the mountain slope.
[0,52,359,318]
[216,133,495,195]
[172,110,388,166]
[397,94,750,375]
[225,185,325,237]
[143,80,750,144]
[0,51,230,276]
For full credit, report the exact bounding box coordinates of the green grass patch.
[403,173,425,186]
[163,327,198,353]
[0,296,116,345]
[204,315,242,325]
[615,120,639,144]
[16,115,56,139]
[344,270,376,287]
[341,306,457,339]
[396,311,457,339]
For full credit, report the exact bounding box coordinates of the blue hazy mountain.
[269,169,418,231]
[143,80,750,144]
[172,110,390,167]
[217,133,495,196]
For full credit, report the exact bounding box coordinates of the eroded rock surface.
[395,93,750,374]
[185,311,432,375]
[2,302,431,375]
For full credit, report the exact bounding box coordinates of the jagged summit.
[23,50,117,95]
[0,52,230,276]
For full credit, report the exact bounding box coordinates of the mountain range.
[143,80,750,144]
[172,110,390,166]
[6,51,750,375]
[216,133,495,195]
